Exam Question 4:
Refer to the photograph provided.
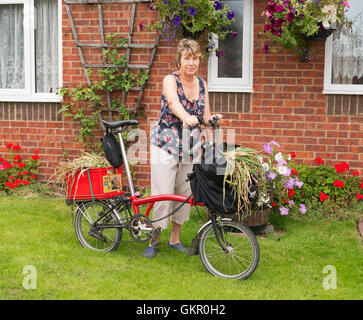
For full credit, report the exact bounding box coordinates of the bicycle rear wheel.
[74,201,122,252]
[199,220,259,279]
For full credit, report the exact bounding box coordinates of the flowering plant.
[262,0,351,58]
[296,157,362,216]
[262,141,306,216]
[262,141,362,219]
[0,143,40,192]
[149,0,236,54]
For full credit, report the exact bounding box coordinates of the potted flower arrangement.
[262,0,351,61]
[149,0,237,54]
[262,141,307,216]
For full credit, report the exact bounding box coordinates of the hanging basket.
[308,26,335,41]
[181,25,205,39]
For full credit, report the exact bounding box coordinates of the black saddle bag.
[101,132,123,168]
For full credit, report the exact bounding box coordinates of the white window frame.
[324,32,363,95]
[0,0,62,102]
[208,0,253,92]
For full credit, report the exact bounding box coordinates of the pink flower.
[343,1,350,8]
[279,207,289,215]
[299,204,307,214]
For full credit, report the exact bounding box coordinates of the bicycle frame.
[115,131,202,219]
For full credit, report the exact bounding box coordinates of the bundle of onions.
[223,146,267,217]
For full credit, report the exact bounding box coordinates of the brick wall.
[0,0,362,186]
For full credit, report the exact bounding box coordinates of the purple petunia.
[299,204,307,214]
[213,0,222,10]
[280,207,289,215]
[174,15,181,27]
[188,7,197,16]
[227,11,235,20]
[285,177,295,190]
[295,178,304,189]
[232,31,238,38]
[263,142,273,154]
[180,0,185,4]
[267,172,277,181]
[216,50,224,58]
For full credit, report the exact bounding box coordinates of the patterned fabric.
[150,72,205,161]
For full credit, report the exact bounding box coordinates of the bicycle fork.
[210,213,233,254]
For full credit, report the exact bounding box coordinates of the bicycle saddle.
[102,119,139,129]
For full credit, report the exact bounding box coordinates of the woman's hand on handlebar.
[183,115,199,128]
[209,114,223,127]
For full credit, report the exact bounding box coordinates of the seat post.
[117,132,135,196]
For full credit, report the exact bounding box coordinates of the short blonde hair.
[175,38,202,68]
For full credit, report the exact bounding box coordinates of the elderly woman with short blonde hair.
[144,38,222,258]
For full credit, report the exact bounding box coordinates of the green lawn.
[0,195,362,300]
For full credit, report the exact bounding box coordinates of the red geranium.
[6,143,13,148]
[333,180,344,188]
[12,144,21,150]
[288,189,295,199]
[356,194,363,200]
[334,161,349,174]
[320,192,329,201]
[14,155,21,161]
[314,157,324,165]
[352,170,360,176]
[32,155,40,160]
[290,152,296,158]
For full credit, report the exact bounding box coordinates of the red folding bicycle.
[67,117,260,280]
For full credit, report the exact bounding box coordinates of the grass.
[0,193,362,300]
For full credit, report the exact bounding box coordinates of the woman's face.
[179,51,200,76]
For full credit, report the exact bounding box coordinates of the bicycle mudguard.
[186,218,233,257]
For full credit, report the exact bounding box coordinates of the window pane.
[0,4,24,89]
[217,0,243,78]
[331,0,363,85]
[35,0,59,93]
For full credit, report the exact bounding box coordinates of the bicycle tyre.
[199,220,260,279]
[74,201,122,252]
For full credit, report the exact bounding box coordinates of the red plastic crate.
[66,167,124,201]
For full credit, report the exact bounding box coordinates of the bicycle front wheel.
[74,201,122,252]
[199,220,260,279]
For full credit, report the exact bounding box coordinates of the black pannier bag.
[101,132,123,168]
[188,143,259,215]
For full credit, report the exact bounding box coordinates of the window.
[324,0,363,95]
[0,0,62,102]
[208,0,253,92]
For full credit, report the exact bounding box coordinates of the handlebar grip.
[208,115,220,127]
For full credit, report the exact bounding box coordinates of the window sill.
[208,86,254,93]
[0,96,62,103]
[323,89,363,96]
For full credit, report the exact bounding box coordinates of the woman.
[143,38,223,258]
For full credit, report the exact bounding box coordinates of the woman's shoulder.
[163,72,178,82]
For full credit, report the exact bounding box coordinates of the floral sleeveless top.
[150,72,205,161]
